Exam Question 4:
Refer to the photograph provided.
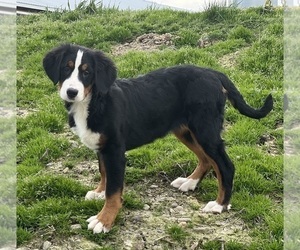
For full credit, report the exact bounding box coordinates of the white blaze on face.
[60,50,85,102]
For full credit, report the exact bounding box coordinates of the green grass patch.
[17,131,70,165]
[123,191,144,210]
[18,175,88,205]
[166,224,189,242]
[228,25,254,43]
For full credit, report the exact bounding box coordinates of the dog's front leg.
[87,143,125,234]
[85,153,106,200]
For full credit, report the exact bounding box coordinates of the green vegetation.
[17,2,283,249]
[166,224,189,242]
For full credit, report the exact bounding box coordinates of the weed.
[17,228,32,246]
[202,240,222,249]
[18,175,88,205]
[228,25,254,43]
[166,224,189,242]
[202,2,239,23]
[123,191,144,210]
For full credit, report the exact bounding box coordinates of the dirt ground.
[19,157,251,250]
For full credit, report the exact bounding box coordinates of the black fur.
[43,44,273,206]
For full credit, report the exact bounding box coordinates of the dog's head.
[43,44,117,102]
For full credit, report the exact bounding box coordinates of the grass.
[166,224,190,242]
[17,2,283,249]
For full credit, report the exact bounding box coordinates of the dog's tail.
[219,73,273,119]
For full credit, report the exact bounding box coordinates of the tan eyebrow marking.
[67,60,74,68]
[81,63,88,71]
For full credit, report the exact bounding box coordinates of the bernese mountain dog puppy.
[43,44,273,234]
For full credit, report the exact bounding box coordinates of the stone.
[42,241,52,250]
[143,204,150,210]
[70,224,82,231]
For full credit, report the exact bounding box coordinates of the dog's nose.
[67,88,78,99]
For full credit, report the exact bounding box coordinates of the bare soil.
[112,33,177,56]
[18,156,252,250]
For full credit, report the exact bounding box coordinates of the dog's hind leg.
[171,126,211,192]
[188,111,235,213]
[85,153,106,200]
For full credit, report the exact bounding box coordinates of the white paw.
[202,201,231,213]
[171,177,199,192]
[86,215,110,234]
[85,190,105,200]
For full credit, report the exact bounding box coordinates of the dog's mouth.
[59,80,92,103]
[61,90,91,104]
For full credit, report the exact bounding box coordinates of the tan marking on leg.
[173,126,211,181]
[95,159,106,193]
[188,162,210,181]
[210,160,225,205]
[96,190,122,230]
[174,125,226,205]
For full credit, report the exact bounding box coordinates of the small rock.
[132,215,143,222]
[152,245,164,250]
[143,204,150,210]
[170,202,178,208]
[42,241,52,250]
[70,224,82,231]
[62,167,69,173]
[194,226,214,234]
[178,217,191,222]
[79,238,102,249]
[178,221,187,227]
[190,241,200,250]
[124,240,133,249]
[175,205,184,212]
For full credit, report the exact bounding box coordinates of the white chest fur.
[69,96,101,151]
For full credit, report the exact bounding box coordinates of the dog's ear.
[94,51,117,95]
[43,45,68,84]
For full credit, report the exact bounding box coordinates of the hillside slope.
[17,3,283,249]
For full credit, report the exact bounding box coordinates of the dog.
[43,44,273,234]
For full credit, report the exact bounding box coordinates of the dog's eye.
[83,71,89,77]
